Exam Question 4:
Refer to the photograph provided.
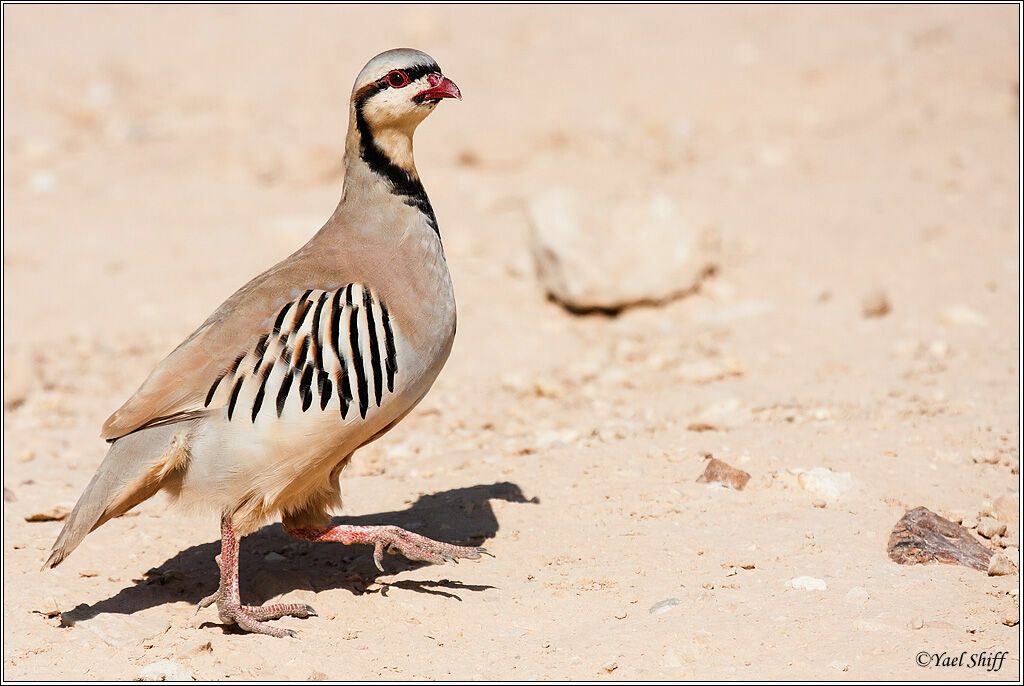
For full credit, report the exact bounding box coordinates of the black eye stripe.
[379,63,438,89]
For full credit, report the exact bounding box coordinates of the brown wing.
[100,254,344,440]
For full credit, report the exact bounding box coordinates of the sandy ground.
[3,5,1021,680]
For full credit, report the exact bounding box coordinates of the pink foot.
[197,515,315,638]
[288,524,491,572]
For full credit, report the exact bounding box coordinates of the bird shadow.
[61,481,537,624]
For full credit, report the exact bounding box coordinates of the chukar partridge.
[45,48,484,637]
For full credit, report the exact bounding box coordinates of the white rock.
[977,517,1007,539]
[526,189,719,312]
[791,467,852,502]
[987,552,1017,577]
[789,576,827,591]
[649,598,682,615]
[71,613,170,648]
[137,660,194,681]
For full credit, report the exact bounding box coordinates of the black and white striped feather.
[204,284,398,424]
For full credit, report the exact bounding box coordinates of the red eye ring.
[383,70,410,89]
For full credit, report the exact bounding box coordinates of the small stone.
[988,552,1017,576]
[17,450,35,463]
[649,598,682,615]
[829,662,850,672]
[789,576,827,591]
[861,289,891,318]
[1002,608,1019,626]
[25,505,71,522]
[78,570,98,578]
[3,487,15,503]
[600,661,618,673]
[307,672,329,681]
[812,499,827,509]
[888,507,992,571]
[32,597,62,618]
[994,495,1019,525]
[910,617,924,630]
[792,467,852,502]
[977,517,1007,539]
[136,660,194,681]
[696,457,751,490]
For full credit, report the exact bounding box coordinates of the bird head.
[350,49,461,137]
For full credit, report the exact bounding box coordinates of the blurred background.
[3,5,1020,680]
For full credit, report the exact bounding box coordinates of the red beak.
[415,75,462,103]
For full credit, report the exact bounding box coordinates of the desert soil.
[3,5,1020,680]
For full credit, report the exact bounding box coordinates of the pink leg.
[197,512,315,638]
[287,524,490,572]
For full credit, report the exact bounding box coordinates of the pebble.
[696,457,751,490]
[977,517,1007,539]
[25,505,71,522]
[3,487,15,503]
[988,552,1017,576]
[861,289,891,318]
[649,598,682,615]
[1002,608,1019,627]
[792,467,852,502]
[909,617,924,630]
[137,660,194,681]
[789,576,827,591]
[600,661,618,673]
[32,597,62,618]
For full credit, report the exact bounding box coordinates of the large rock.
[526,189,719,313]
[887,506,992,572]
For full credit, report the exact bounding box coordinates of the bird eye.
[384,70,410,88]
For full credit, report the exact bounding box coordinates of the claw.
[196,592,218,613]
[477,547,494,558]
[373,541,386,572]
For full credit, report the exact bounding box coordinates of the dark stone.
[887,506,993,571]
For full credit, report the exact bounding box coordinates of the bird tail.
[43,420,197,570]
